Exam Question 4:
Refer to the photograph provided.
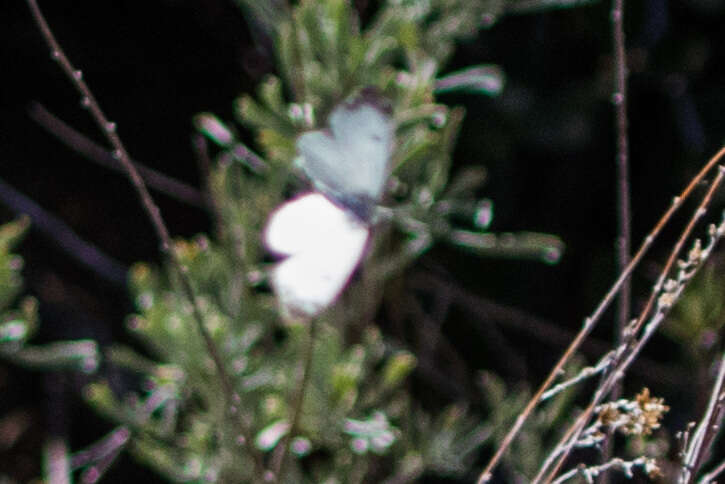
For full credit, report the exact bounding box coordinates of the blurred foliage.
[0,218,99,484]
[663,261,725,374]
[3,0,621,482]
[478,369,580,481]
[0,218,98,373]
[0,217,28,310]
[84,0,572,481]
[665,261,725,352]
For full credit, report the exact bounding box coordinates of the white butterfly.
[264,95,394,318]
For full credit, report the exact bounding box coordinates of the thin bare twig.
[0,176,128,285]
[477,145,725,484]
[601,1,631,479]
[679,352,725,483]
[28,102,208,209]
[552,457,658,484]
[540,352,614,402]
[611,0,631,332]
[24,0,265,477]
[537,165,725,483]
[699,458,725,483]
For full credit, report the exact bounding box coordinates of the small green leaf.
[255,420,290,451]
[0,216,30,251]
[447,230,564,264]
[343,411,398,455]
[258,75,286,114]
[0,320,28,344]
[194,113,235,147]
[4,340,99,373]
[435,65,505,97]
[381,351,416,390]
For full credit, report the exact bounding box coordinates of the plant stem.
[601,1,630,480]
[271,320,317,482]
[611,0,631,334]
[27,102,207,209]
[25,0,265,478]
[537,165,725,483]
[679,352,725,483]
[477,145,725,483]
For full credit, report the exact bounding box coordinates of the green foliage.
[0,218,98,373]
[0,217,30,310]
[664,262,725,363]
[479,371,578,480]
[90,248,439,481]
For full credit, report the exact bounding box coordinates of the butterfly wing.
[296,131,349,200]
[296,101,393,206]
[266,94,393,317]
[265,192,349,256]
[264,192,370,318]
[328,103,393,201]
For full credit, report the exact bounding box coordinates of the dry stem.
[679,352,725,483]
[28,103,207,209]
[536,165,725,482]
[270,321,317,482]
[477,145,725,483]
[603,0,631,478]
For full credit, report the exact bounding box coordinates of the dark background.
[2,0,725,481]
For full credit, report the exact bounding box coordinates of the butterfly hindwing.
[265,192,354,256]
[264,193,370,317]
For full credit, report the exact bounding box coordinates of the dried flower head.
[594,388,669,436]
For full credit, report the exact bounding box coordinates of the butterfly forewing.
[297,102,393,207]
